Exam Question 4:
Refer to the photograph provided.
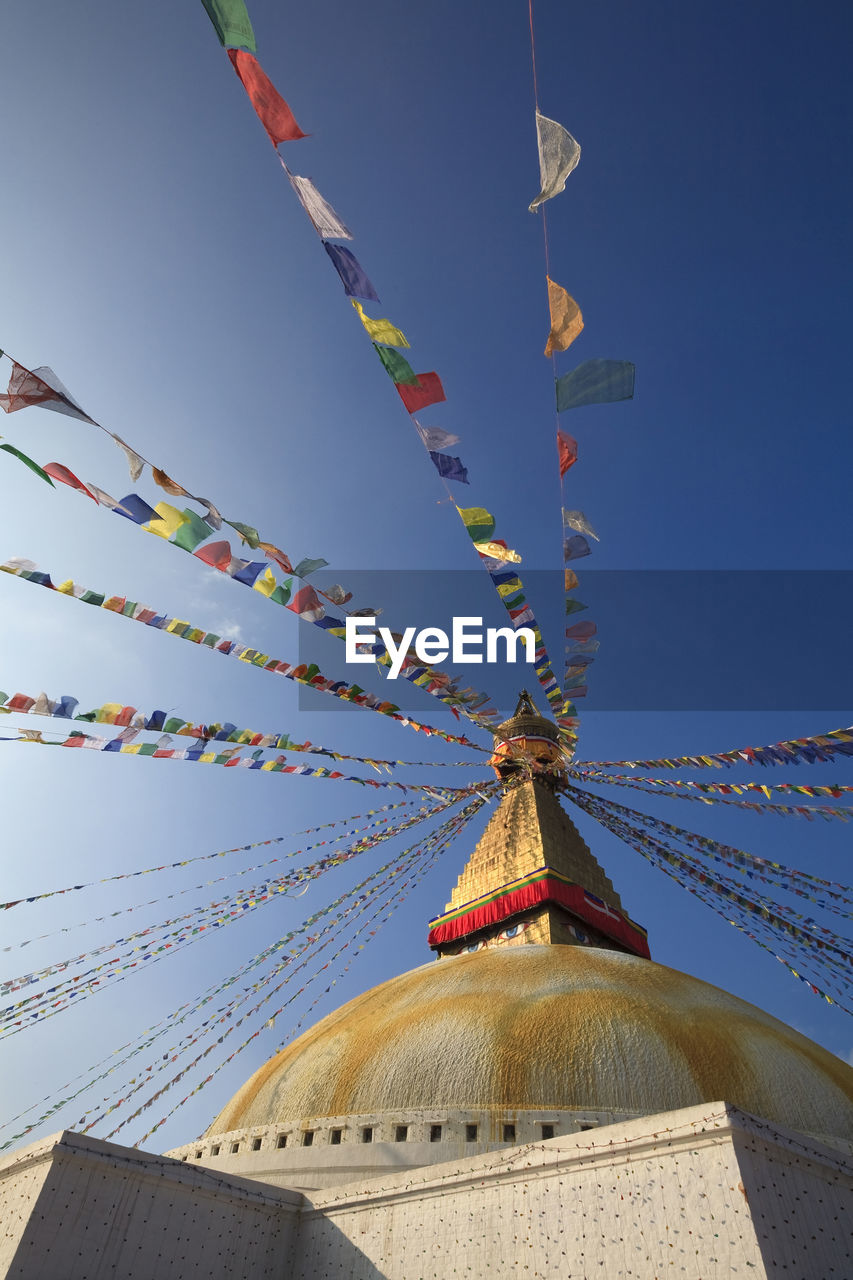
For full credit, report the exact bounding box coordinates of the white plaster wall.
[293,1104,852,1279]
[732,1119,853,1277]
[0,1131,302,1280]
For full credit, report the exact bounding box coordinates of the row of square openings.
[196,1120,596,1158]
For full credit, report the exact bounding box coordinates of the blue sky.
[1,0,851,1152]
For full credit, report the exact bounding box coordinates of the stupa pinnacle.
[427,692,650,958]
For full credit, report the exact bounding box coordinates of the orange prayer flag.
[544,277,584,357]
[152,467,190,498]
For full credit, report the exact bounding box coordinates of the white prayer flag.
[285,168,353,240]
[529,112,581,212]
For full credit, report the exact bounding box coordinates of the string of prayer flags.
[323,242,379,301]
[0,443,53,487]
[429,452,469,484]
[395,371,446,414]
[571,767,853,804]
[416,423,459,450]
[200,0,256,52]
[0,800,419,912]
[556,358,636,412]
[563,509,599,540]
[1,559,485,746]
[566,786,853,1011]
[0,727,483,798]
[577,725,853,770]
[557,430,577,477]
[285,170,352,239]
[544,278,584,356]
[373,345,419,385]
[529,111,581,211]
[0,360,97,425]
[352,300,408,348]
[569,770,853,823]
[227,49,305,145]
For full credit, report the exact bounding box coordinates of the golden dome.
[208,945,853,1143]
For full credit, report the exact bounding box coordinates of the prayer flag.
[564,535,591,561]
[253,567,278,597]
[557,430,577,477]
[562,509,599,541]
[144,502,189,540]
[152,467,190,498]
[395,372,445,414]
[474,541,521,564]
[415,423,459,450]
[288,585,326,622]
[200,0,257,53]
[286,169,352,239]
[566,620,597,639]
[227,50,306,145]
[529,112,581,211]
[352,300,408,348]
[0,363,97,424]
[323,243,379,302]
[565,599,587,615]
[373,345,419,385]
[544,278,583,356]
[456,506,496,542]
[226,519,260,548]
[556,359,635,412]
[293,557,328,578]
[194,540,233,570]
[1,444,53,487]
[172,509,215,552]
[113,436,145,482]
[259,541,293,573]
[429,451,469,484]
[233,561,265,586]
[564,569,579,591]
[115,494,159,525]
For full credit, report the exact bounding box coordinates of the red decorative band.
[428,873,649,958]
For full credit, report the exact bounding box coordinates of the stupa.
[3,694,852,1277]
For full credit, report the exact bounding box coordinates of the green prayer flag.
[138,743,158,756]
[0,443,54,487]
[199,0,256,52]
[293,558,328,578]
[456,506,496,542]
[80,591,105,607]
[555,359,635,412]
[164,717,188,734]
[226,519,260,549]
[372,344,419,385]
[173,509,215,552]
[565,598,588,615]
[270,581,292,606]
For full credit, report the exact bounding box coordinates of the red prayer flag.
[395,372,446,415]
[287,585,325,622]
[557,430,577,478]
[0,363,58,413]
[227,49,306,145]
[194,540,233,571]
[43,463,98,503]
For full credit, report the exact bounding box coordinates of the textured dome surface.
[209,945,853,1141]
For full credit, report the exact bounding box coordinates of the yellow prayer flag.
[144,501,189,540]
[472,541,521,564]
[57,579,76,595]
[95,703,123,724]
[351,299,410,349]
[252,566,278,597]
[564,569,579,591]
[544,277,584,357]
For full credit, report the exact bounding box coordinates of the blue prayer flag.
[323,243,379,302]
[555,359,635,412]
[429,451,469,484]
